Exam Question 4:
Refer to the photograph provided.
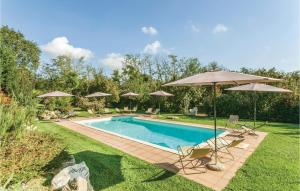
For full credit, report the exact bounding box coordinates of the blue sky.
[1,0,299,73]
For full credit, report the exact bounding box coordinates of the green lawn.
[37,115,300,191]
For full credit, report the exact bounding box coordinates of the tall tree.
[0,26,40,105]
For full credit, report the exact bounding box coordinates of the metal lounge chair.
[206,137,245,160]
[240,122,267,136]
[177,146,212,174]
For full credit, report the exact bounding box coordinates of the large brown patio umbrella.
[149,90,174,114]
[121,92,139,111]
[37,91,74,98]
[226,83,291,127]
[163,71,280,170]
[85,92,111,98]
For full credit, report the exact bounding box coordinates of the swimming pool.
[78,116,224,152]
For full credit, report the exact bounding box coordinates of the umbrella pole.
[254,92,257,127]
[207,82,224,171]
[130,99,132,113]
[159,101,161,115]
[213,82,217,163]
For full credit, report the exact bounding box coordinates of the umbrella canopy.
[149,90,174,97]
[225,83,292,93]
[37,91,73,98]
[163,71,280,170]
[226,83,291,127]
[121,92,139,97]
[163,71,280,86]
[150,91,174,114]
[85,92,112,98]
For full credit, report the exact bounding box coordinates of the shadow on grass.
[73,150,124,190]
[142,162,179,182]
[42,149,70,186]
[41,150,124,190]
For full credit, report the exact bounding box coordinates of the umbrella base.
[206,161,225,171]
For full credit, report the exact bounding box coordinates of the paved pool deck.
[56,115,267,191]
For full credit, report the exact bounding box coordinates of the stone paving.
[56,115,267,191]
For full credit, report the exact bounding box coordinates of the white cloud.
[141,26,158,35]
[191,24,200,32]
[40,37,93,60]
[213,24,228,34]
[143,41,161,54]
[100,53,124,70]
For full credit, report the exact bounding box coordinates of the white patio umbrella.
[149,91,174,114]
[226,83,292,127]
[85,92,111,98]
[37,91,74,98]
[163,71,280,170]
[121,92,139,111]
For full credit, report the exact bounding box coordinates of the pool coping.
[73,115,229,154]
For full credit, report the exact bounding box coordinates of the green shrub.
[78,97,105,112]
[0,132,66,187]
[43,97,72,113]
[0,103,36,139]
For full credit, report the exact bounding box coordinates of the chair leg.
[178,156,188,174]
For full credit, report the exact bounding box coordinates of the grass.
[37,121,211,191]
[36,115,300,191]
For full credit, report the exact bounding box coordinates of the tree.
[0,26,40,105]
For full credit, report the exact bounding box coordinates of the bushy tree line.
[1,26,299,123]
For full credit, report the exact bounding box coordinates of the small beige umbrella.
[150,91,174,114]
[85,92,111,98]
[121,92,139,111]
[37,91,74,98]
[226,83,292,127]
[163,71,280,170]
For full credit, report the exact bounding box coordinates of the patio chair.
[239,122,267,136]
[206,137,245,160]
[62,110,76,119]
[124,107,130,113]
[177,146,212,174]
[132,106,138,113]
[188,107,198,116]
[104,108,112,114]
[87,109,94,115]
[225,115,240,128]
[145,108,153,114]
[115,108,121,113]
[152,108,160,115]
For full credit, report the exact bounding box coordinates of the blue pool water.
[80,116,224,151]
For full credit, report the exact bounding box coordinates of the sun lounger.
[152,108,160,115]
[145,108,153,114]
[206,137,245,160]
[132,106,137,113]
[188,107,198,116]
[177,145,212,174]
[115,108,121,113]
[240,122,267,136]
[104,108,112,114]
[124,107,130,113]
[87,109,94,115]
